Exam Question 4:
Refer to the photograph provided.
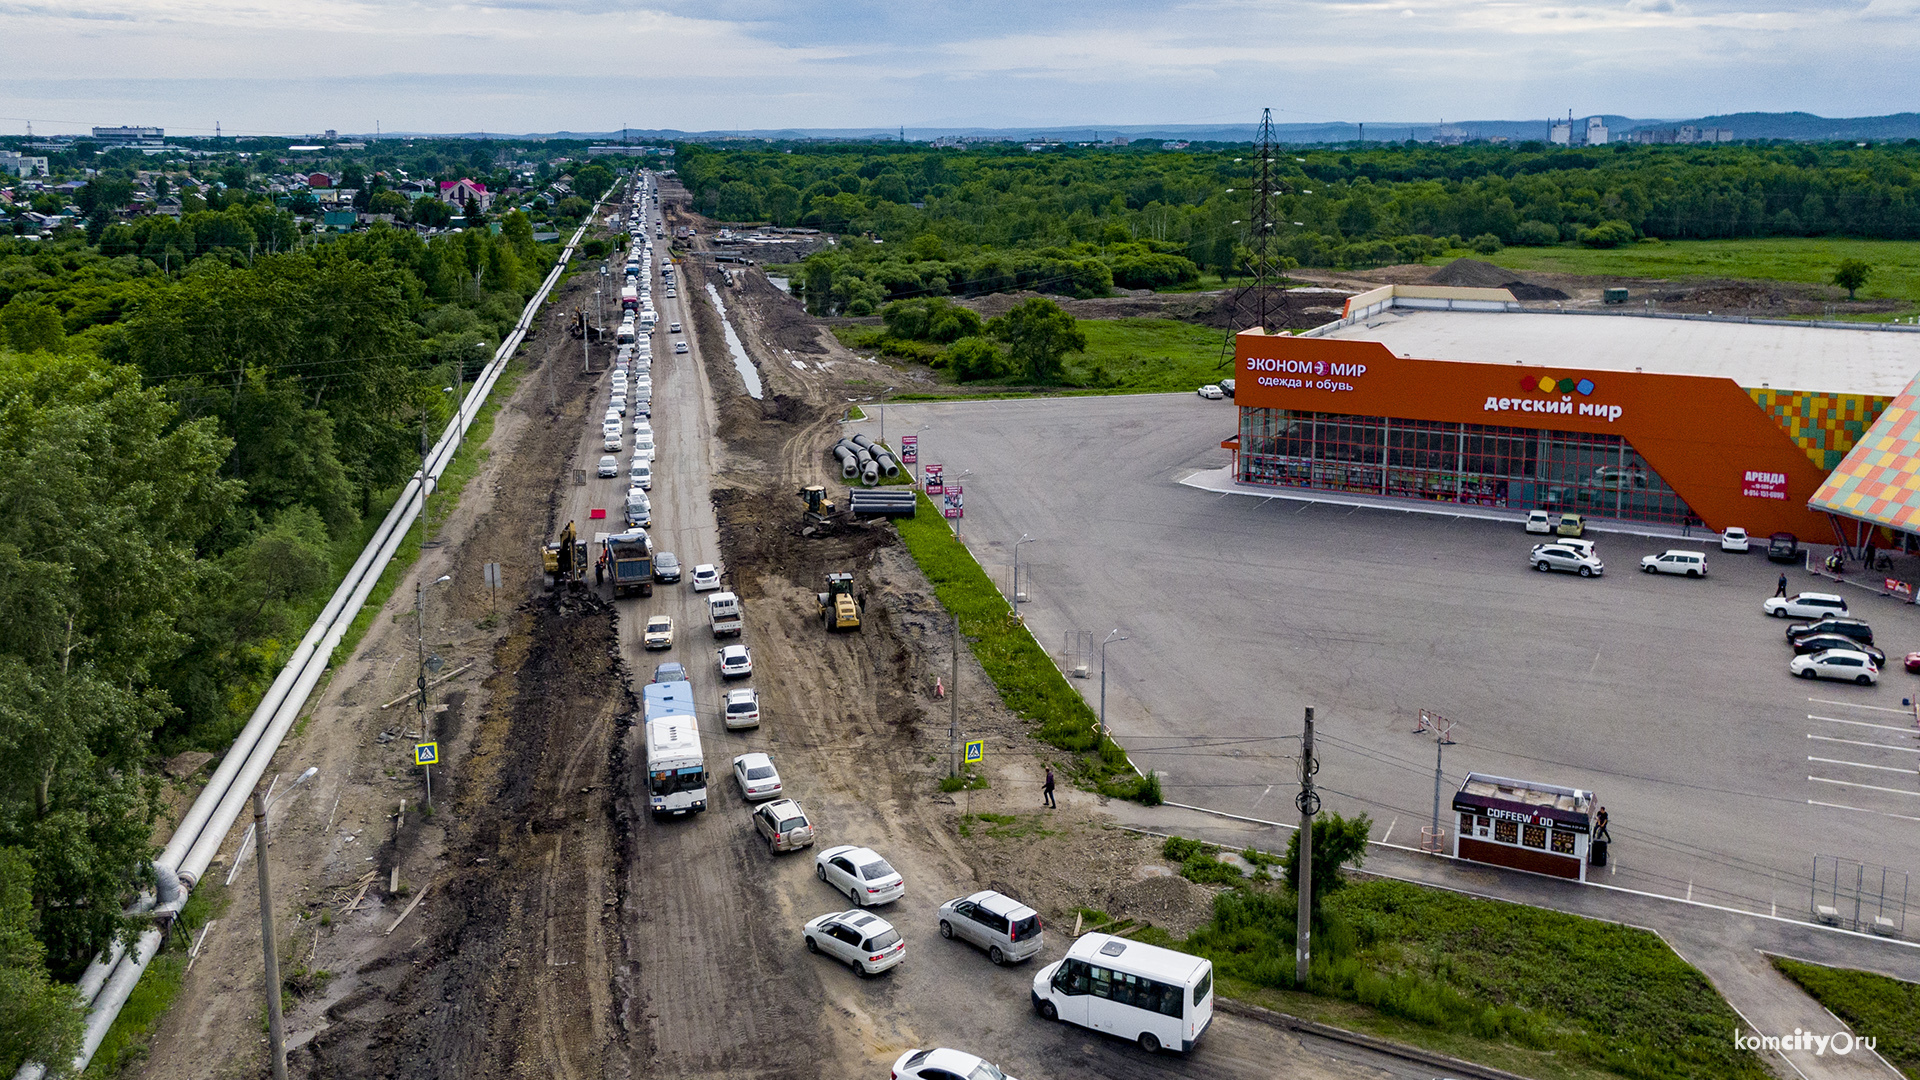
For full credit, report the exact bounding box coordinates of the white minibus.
[1031,933,1213,1054]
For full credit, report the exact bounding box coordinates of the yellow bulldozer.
[542,520,589,592]
[817,572,862,631]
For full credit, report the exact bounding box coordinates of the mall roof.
[1322,309,1920,397]
[1810,368,1920,531]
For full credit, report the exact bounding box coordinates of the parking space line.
[1808,734,1920,754]
[1808,698,1916,715]
[1807,755,1917,774]
[1809,799,1920,822]
[1809,776,1920,798]
[1809,713,1916,733]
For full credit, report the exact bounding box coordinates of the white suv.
[1765,591,1849,619]
[1531,543,1603,577]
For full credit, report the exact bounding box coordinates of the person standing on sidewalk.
[1042,766,1056,808]
[1775,573,1789,597]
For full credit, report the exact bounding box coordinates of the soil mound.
[1429,257,1520,288]
[1106,873,1216,940]
[1503,281,1570,301]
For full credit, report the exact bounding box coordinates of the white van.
[1639,550,1707,577]
[1032,933,1213,1054]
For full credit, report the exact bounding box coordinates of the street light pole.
[253,767,316,1080]
[1099,629,1127,751]
[1013,534,1034,607]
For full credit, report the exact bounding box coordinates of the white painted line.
[1808,698,1917,715]
[1810,799,1920,823]
[1809,776,1920,798]
[1808,733,1920,754]
[1808,756,1918,775]
[1381,816,1397,844]
[1809,713,1917,733]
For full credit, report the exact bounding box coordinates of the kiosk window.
[1550,829,1577,855]
[1493,819,1519,844]
[1459,812,1474,837]
[1521,824,1547,850]
[1478,816,1491,837]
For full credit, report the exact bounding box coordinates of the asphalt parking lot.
[865,394,1920,925]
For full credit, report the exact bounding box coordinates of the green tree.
[986,298,1085,383]
[0,847,82,1077]
[1833,258,1872,300]
[463,196,484,226]
[0,298,64,354]
[1282,812,1372,925]
[367,190,409,219]
[411,196,452,228]
[944,336,1007,381]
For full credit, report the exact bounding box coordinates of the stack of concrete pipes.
[830,434,900,487]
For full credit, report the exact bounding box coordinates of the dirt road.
[135,176,1447,1080]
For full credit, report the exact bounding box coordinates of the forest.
[0,194,568,1069]
[675,140,1920,313]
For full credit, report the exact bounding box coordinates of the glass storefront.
[1237,408,1703,528]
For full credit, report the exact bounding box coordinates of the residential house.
[438,178,492,211]
[307,172,333,188]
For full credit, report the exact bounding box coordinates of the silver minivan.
[937,890,1043,965]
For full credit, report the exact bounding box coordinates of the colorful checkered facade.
[1747,388,1890,471]
[1809,371,1920,531]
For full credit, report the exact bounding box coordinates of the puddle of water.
[703,283,764,400]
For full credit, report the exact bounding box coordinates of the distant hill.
[359,113,1920,145]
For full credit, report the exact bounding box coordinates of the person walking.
[1594,805,1611,843]
[1042,766,1056,809]
[1775,573,1789,597]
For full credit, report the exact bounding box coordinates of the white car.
[674,342,689,354]
[1639,550,1707,577]
[690,564,720,591]
[1524,510,1553,534]
[632,419,653,437]
[596,455,619,478]
[1720,527,1750,553]
[1531,543,1603,577]
[670,322,682,333]
[602,432,622,452]
[803,910,905,977]
[610,394,627,416]
[629,461,652,490]
[724,687,761,729]
[891,1049,1014,1080]
[632,436,656,462]
[1765,591,1850,619]
[718,643,752,679]
[1197,384,1224,400]
[1790,648,1879,685]
[732,752,783,801]
[603,406,621,425]
[644,615,674,650]
[815,844,904,906]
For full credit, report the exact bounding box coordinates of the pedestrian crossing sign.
[415,742,440,766]
[964,739,984,764]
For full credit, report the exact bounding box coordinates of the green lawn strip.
[1480,238,1920,311]
[83,882,228,1078]
[893,492,1150,797]
[1171,877,1767,1080]
[1770,956,1920,1077]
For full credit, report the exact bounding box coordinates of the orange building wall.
[1235,333,1835,540]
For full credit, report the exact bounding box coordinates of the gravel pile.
[1106,873,1217,941]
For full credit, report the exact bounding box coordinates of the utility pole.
[1295,706,1319,987]
[949,615,960,777]
[416,578,430,808]
[1430,736,1445,849]
[253,787,287,1080]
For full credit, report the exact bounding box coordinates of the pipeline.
[16,191,618,1080]
[873,451,900,478]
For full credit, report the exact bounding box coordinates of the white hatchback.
[718,643,752,680]
[803,910,905,977]
[1524,510,1553,534]
[723,687,760,729]
[1790,649,1879,685]
[690,564,720,591]
[1721,527,1750,553]
[815,844,904,906]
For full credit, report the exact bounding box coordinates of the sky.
[1,0,1917,137]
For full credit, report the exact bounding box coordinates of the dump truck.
[818,573,862,631]
[603,530,655,598]
[543,521,588,591]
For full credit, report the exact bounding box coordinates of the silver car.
[804,910,905,977]
[596,455,619,478]
[1531,543,1603,577]
[937,890,1044,965]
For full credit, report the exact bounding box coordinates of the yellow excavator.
[542,520,588,592]
[818,573,862,631]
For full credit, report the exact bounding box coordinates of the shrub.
[1578,219,1636,248]
[1511,220,1560,246]
[945,336,1009,381]
[1469,233,1503,254]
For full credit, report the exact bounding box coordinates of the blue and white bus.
[643,680,705,817]
[1031,933,1213,1054]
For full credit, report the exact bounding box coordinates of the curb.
[1216,998,1537,1080]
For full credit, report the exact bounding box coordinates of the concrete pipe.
[874,452,900,478]
[861,461,880,486]
[850,434,875,450]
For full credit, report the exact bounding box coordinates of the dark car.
[1787,618,1874,647]
[1791,635,1886,667]
[651,662,688,683]
[653,551,681,583]
[1767,531,1801,564]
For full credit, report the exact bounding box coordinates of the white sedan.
[732,752,783,801]
[690,564,721,591]
[1197,384,1224,399]
[803,910,905,977]
[1790,649,1879,685]
[891,1049,1014,1080]
[815,844,904,906]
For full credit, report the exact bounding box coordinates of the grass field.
[1068,317,1234,389]
[1481,238,1920,309]
[1771,956,1920,1078]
